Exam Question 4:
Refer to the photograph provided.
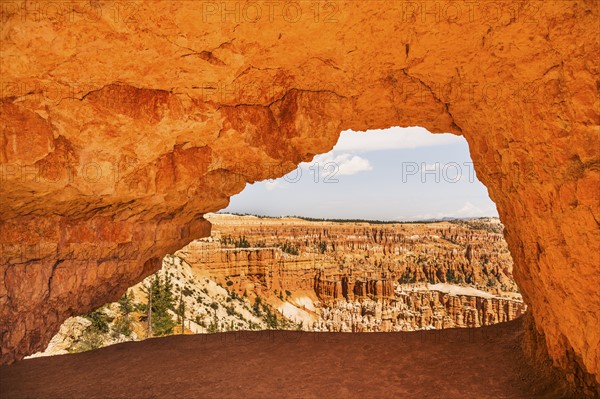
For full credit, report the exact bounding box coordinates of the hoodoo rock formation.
[207,214,520,292]
[0,1,598,395]
[168,214,526,333]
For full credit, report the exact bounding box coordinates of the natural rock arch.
[0,1,598,395]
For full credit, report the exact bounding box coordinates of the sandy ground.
[0,318,566,399]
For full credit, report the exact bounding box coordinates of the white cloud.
[332,154,374,176]
[306,153,373,176]
[333,127,463,153]
[455,201,485,216]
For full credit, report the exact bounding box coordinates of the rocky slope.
[29,253,277,357]
[0,1,598,395]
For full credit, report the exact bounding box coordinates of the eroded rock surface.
[0,1,598,395]
[178,214,526,332]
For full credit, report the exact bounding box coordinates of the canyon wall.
[314,286,526,332]
[208,214,519,292]
[0,1,598,395]
[175,215,526,333]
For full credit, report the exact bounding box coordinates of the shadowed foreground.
[0,318,565,399]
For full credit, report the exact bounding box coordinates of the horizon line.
[211,211,501,224]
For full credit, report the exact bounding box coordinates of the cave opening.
[29,126,526,357]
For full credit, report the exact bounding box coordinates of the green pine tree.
[144,274,176,336]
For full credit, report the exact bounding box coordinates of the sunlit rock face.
[0,1,598,395]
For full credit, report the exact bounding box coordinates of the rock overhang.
[0,1,598,396]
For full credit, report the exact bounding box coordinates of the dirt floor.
[0,318,567,399]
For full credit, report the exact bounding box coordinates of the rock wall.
[0,1,598,395]
[177,239,339,296]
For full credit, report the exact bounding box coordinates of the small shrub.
[84,309,110,333]
[118,291,135,315]
[112,315,132,338]
[71,330,104,353]
[317,241,327,254]
[445,269,457,284]
[234,236,250,248]
[281,242,299,256]
[253,297,263,316]
[207,317,219,333]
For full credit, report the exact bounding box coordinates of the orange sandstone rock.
[0,1,598,395]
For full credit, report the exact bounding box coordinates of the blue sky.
[224,127,499,221]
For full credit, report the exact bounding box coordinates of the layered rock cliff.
[208,214,519,293]
[315,285,526,333]
[0,1,598,395]
[177,215,526,332]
